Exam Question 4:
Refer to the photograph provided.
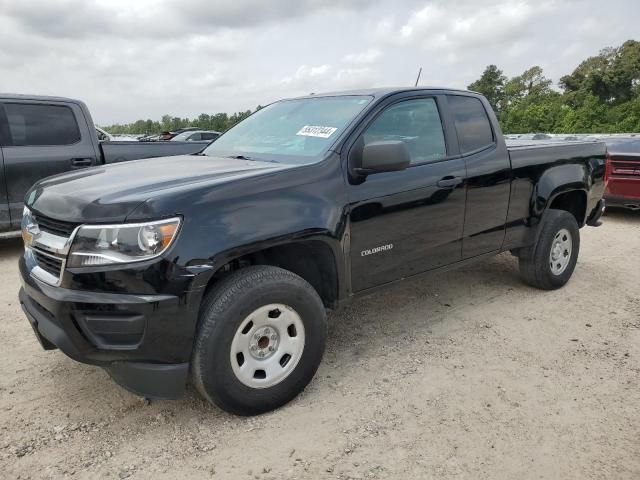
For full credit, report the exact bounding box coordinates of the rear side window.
[4,103,81,146]
[448,96,494,154]
[201,132,219,141]
[363,98,447,164]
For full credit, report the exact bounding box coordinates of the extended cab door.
[446,95,511,258]
[347,95,467,292]
[0,100,99,228]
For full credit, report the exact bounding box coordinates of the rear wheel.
[518,209,580,290]
[192,266,327,415]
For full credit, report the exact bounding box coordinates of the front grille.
[33,248,64,278]
[33,214,79,237]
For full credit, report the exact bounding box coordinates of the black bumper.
[603,194,640,210]
[586,198,606,226]
[19,258,201,399]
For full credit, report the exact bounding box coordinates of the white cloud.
[393,1,546,51]
[277,63,375,96]
[0,0,638,124]
[343,48,382,65]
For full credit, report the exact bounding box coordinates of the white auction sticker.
[296,125,338,138]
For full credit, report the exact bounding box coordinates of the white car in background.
[170,130,221,142]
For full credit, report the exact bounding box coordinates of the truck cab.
[0,94,218,234]
[0,96,102,231]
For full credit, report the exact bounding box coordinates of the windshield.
[202,95,372,164]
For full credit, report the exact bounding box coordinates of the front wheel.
[518,209,580,290]
[192,266,327,415]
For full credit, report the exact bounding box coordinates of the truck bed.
[101,140,210,164]
[506,139,606,169]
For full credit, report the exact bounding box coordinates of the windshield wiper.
[227,155,279,163]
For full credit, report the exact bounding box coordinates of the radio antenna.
[414,67,422,87]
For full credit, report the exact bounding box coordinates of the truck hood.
[27,155,293,223]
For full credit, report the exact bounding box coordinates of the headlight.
[67,217,181,267]
[21,207,37,247]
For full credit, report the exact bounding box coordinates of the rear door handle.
[71,158,94,168]
[437,176,463,188]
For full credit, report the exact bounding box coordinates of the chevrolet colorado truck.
[18,88,606,415]
[0,94,212,234]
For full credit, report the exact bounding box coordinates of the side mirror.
[357,141,410,175]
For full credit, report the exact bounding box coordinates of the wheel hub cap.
[549,228,572,275]
[230,304,305,389]
[249,326,279,360]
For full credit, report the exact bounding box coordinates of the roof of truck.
[0,93,85,103]
[289,87,475,100]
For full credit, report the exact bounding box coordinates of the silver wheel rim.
[549,228,572,275]
[230,303,305,389]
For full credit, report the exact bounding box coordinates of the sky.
[1,0,638,125]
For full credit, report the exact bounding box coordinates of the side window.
[363,98,446,165]
[448,96,494,154]
[96,128,109,141]
[4,103,81,147]
[201,132,218,141]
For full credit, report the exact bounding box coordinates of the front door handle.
[437,176,463,188]
[71,158,94,168]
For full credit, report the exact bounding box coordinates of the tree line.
[468,40,640,133]
[101,40,640,136]
[101,110,257,136]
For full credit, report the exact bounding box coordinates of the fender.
[521,164,588,247]
[534,163,589,216]
[156,160,350,303]
[191,229,347,299]
[504,141,605,252]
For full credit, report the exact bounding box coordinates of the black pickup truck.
[18,88,606,415]
[0,94,211,233]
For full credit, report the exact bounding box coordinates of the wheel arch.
[547,189,588,226]
[520,163,590,247]
[532,164,589,219]
[199,236,344,310]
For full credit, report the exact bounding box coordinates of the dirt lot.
[1,210,639,480]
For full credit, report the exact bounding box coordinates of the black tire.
[518,209,580,290]
[192,266,327,415]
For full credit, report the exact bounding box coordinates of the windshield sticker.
[296,125,338,139]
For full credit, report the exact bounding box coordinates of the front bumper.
[19,256,202,399]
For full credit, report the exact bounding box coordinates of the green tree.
[503,66,553,106]
[561,40,640,104]
[467,65,506,113]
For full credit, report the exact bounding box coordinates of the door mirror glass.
[361,140,410,173]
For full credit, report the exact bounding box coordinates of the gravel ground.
[1,210,639,480]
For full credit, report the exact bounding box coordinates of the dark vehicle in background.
[604,137,640,210]
[156,127,201,141]
[170,130,221,142]
[0,94,211,233]
[18,87,606,415]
